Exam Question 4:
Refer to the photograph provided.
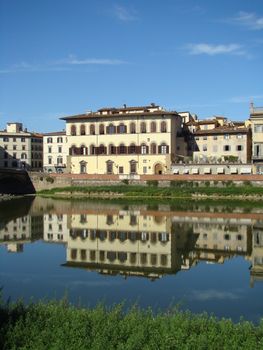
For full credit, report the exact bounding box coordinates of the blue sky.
[0,0,263,132]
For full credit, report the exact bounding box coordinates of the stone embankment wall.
[29,172,263,191]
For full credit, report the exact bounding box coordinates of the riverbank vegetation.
[38,181,263,201]
[1,300,263,349]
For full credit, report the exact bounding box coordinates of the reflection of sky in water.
[1,198,263,323]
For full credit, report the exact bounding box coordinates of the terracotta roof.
[61,110,178,121]
[98,104,160,112]
[197,119,218,125]
[194,126,250,136]
[43,131,66,136]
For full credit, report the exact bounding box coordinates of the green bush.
[46,176,54,183]
[146,180,158,187]
[1,300,263,350]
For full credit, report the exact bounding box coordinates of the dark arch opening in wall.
[0,172,35,194]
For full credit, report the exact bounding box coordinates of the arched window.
[160,121,167,132]
[140,122,147,133]
[130,160,137,174]
[99,124,105,135]
[80,124,86,135]
[80,145,87,155]
[150,121,156,132]
[109,144,116,155]
[98,144,106,155]
[118,124,127,134]
[159,143,168,154]
[106,161,113,174]
[150,143,157,154]
[90,144,96,155]
[69,145,77,155]
[107,124,115,134]
[130,122,136,134]
[129,143,136,154]
[90,124,95,135]
[71,125,76,136]
[119,144,126,154]
[21,153,27,159]
[47,137,53,143]
[141,144,148,154]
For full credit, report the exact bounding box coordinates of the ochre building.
[61,104,182,175]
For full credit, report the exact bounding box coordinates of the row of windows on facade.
[3,152,42,160]
[201,233,243,241]
[48,146,63,153]
[69,143,169,156]
[201,144,244,152]
[1,136,42,143]
[195,134,244,141]
[69,229,169,243]
[70,249,169,266]
[78,161,141,174]
[68,121,168,136]
[48,156,63,165]
[2,144,42,151]
[46,137,64,144]
[2,160,42,168]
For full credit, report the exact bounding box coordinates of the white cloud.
[113,4,138,21]
[231,11,263,30]
[186,43,247,56]
[0,55,127,74]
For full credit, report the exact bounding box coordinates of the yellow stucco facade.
[61,105,182,175]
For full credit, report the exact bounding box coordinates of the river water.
[1,196,263,322]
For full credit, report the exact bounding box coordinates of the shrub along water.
[1,300,263,349]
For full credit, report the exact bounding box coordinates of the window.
[224,134,230,139]
[48,146,52,153]
[47,137,52,143]
[98,144,106,154]
[57,157,63,164]
[13,145,16,150]
[90,124,95,135]
[141,144,147,154]
[48,157,52,164]
[22,145,26,150]
[151,143,157,154]
[80,124,86,135]
[106,161,113,174]
[109,144,116,155]
[13,153,16,159]
[224,145,230,151]
[4,145,8,150]
[143,166,147,174]
[150,121,156,132]
[237,145,243,151]
[58,146,62,153]
[236,134,243,139]
[21,137,25,142]
[129,144,136,154]
[119,144,126,154]
[254,125,263,133]
[203,136,207,140]
[130,161,137,174]
[90,144,96,155]
[57,137,63,143]
[21,153,27,159]
[13,137,16,142]
[119,124,126,134]
[160,121,167,132]
[160,144,168,154]
[108,124,115,134]
[71,125,76,136]
[203,145,207,152]
[130,122,136,134]
[80,162,87,173]
[140,122,146,133]
[119,166,124,174]
[99,124,104,135]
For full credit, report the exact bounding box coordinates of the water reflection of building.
[43,213,69,243]
[250,223,263,287]
[62,212,188,280]
[0,214,43,253]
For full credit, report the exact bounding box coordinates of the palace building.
[61,104,182,175]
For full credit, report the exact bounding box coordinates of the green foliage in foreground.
[1,300,263,350]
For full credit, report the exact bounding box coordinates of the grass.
[1,300,263,350]
[38,183,263,200]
